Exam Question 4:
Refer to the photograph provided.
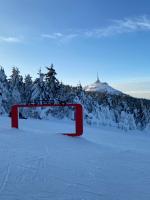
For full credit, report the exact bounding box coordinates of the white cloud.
[0,36,22,43]
[42,15,150,42]
[84,15,150,38]
[41,33,63,39]
[41,32,78,43]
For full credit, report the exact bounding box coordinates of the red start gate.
[11,103,83,137]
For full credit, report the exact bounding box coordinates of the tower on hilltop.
[95,72,100,83]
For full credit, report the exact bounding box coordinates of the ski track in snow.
[0,164,10,194]
[0,116,150,200]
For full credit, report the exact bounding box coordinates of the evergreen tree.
[0,67,9,113]
[45,64,60,100]
[24,74,33,103]
[31,69,46,102]
[8,67,23,105]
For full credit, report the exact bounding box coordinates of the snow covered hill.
[1,67,150,131]
[84,76,122,95]
[0,116,150,200]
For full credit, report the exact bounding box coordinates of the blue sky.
[0,0,150,99]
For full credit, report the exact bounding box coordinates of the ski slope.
[0,116,150,200]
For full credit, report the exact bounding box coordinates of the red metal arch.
[11,103,83,137]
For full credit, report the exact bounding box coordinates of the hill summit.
[84,75,122,95]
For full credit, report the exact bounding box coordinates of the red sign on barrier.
[11,103,83,137]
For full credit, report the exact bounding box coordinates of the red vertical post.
[11,105,18,128]
[75,104,83,136]
[63,104,83,136]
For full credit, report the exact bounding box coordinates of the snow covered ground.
[0,116,150,200]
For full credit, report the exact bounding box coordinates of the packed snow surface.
[0,116,150,200]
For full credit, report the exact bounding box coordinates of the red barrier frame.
[11,103,83,136]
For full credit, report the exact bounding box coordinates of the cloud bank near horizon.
[113,80,150,99]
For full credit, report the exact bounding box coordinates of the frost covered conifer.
[45,64,60,100]
[0,67,9,113]
[24,74,33,103]
[8,67,23,105]
[31,69,46,102]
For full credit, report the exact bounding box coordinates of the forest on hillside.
[0,64,150,131]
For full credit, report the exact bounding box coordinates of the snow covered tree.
[0,67,9,113]
[31,69,46,102]
[8,67,23,105]
[24,74,33,103]
[45,64,60,100]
